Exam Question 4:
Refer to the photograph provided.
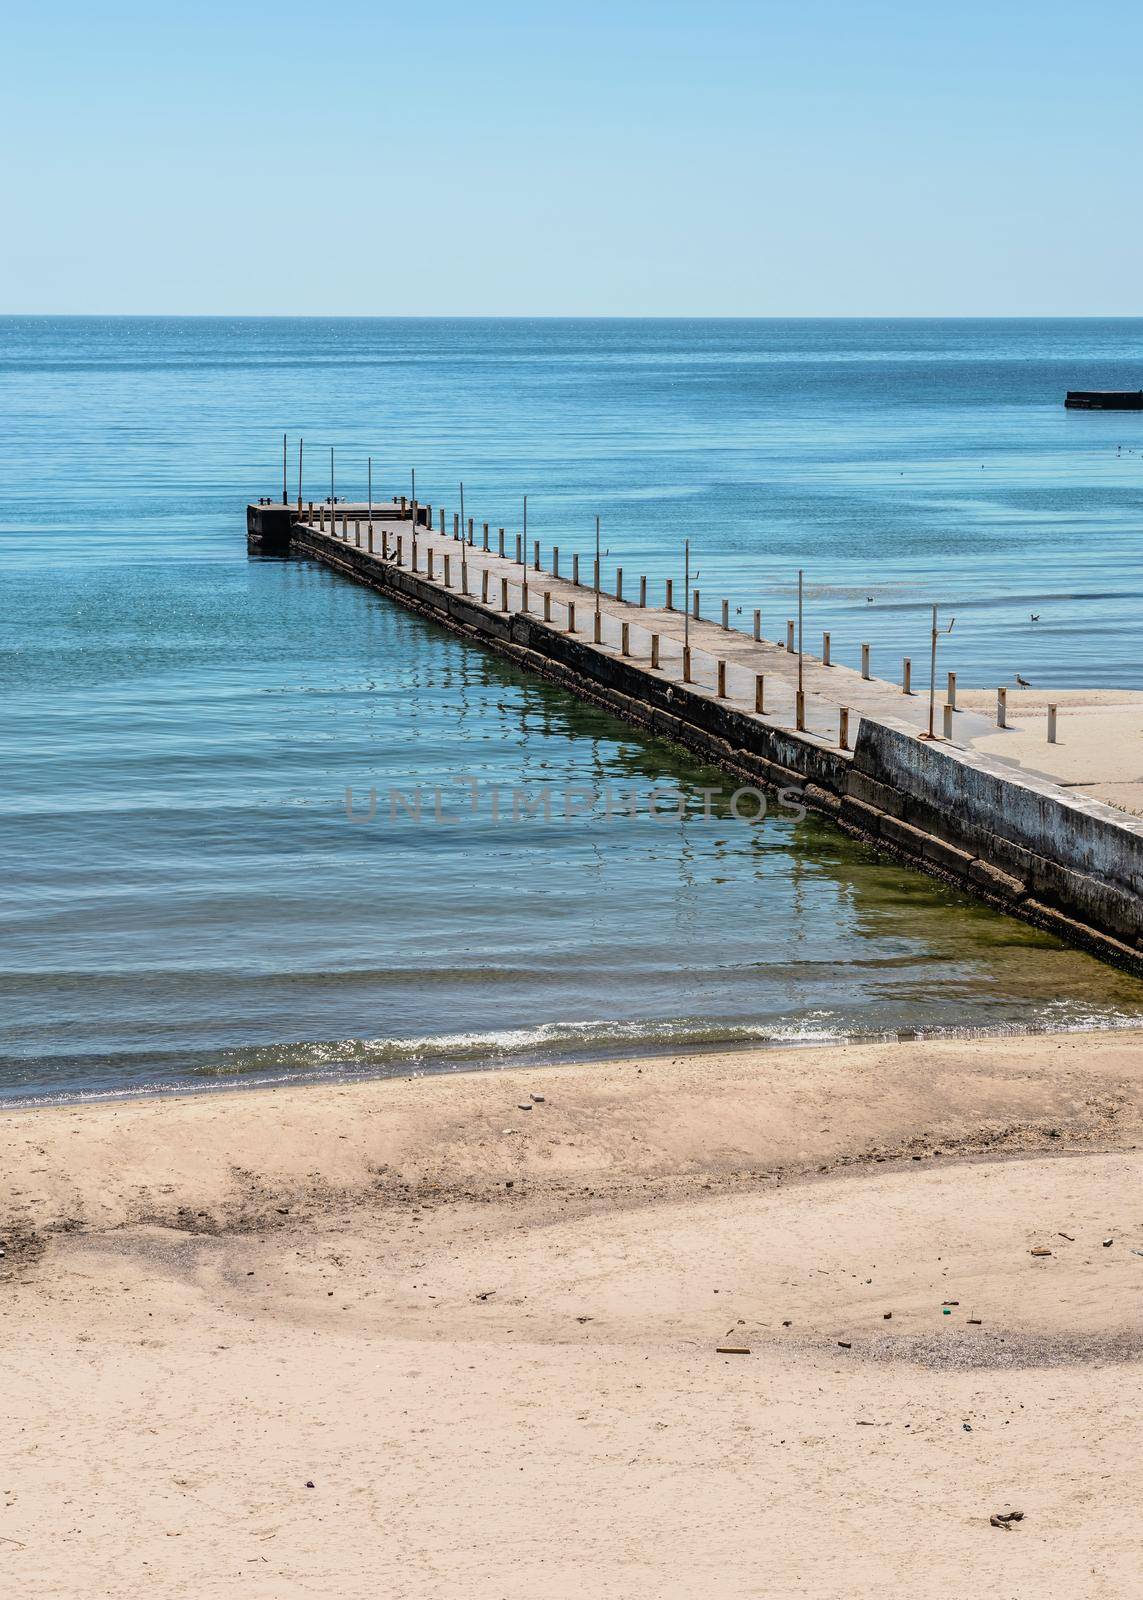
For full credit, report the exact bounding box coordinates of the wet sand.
[3,1029,1143,1597]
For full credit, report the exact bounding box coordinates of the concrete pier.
[247,500,1143,974]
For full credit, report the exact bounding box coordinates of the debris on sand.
[989,1510,1024,1530]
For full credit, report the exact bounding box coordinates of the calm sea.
[3,317,1143,1104]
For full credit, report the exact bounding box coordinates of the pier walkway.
[247,497,1143,971]
[283,501,999,756]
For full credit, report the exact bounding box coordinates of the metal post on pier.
[459,482,465,541]
[368,457,373,522]
[683,540,690,659]
[593,515,601,643]
[922,607,955,740]
[796,570,805,731]
[297,437,304,510]
[329,446,335,508]
[282,432,288,506]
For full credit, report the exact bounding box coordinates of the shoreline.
[6,1009,1143,1115]
[5,1027,1143,1596]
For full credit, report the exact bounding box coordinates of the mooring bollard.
[354,517,361,545]
[411,539,418,573]
[593,611,602,644]
[307,501,313,520]
[651,633,660,668]
[443,553,451,587]
[534,539,540,572]
[401,495,407,513]
[593,556,600,593]
[572,553,580,586]
[427,549,434,580]
[481,570,489,604]
[997,686,1007,728]
[665,578,674,611]
[639,575,647,607]
[861,642,871,679]
[786,620,795,653]
[902,657,911,694]
[822,631,831,666]
[318,504,325,531]
[368,523,374,554]
[453,512,460,539]
[544,590,552,622]
[621,622,630,656]
[839,706,850,749]
[498,527,505,558]
[753,609,761,641]
[461,560,469,596]
[483,522,489,552]
[755,674,765,714]
[943,703,953,739]
[616,567,623,602]
[692,589,700,621]
[501,577,509,612]
[567,601,576,633]
[683,646,692,683]
[516,533,523,565]
[397,534,403,565]
[947,670,957,711]
[439,508,445,535]
[721,599,729,630]
[381,529,389,559]
[717,660,726,696]
[553,546,560,577]
[1047,703,1057,743]
[796,689,806,731]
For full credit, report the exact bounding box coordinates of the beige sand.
[957,688,1143,812]
[4,1030,1143,1597]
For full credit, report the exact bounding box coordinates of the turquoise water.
[3,317,1143,1103]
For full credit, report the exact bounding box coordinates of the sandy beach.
[3,1029,1143,1597]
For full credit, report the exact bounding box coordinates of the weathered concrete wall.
[847,718,1143,952]
[277,520,1143,975]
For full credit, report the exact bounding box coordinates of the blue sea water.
[2,317,1143,1104]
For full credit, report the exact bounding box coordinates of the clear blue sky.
[3,0,1140,315]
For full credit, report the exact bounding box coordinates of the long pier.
[248,498,1143,974]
